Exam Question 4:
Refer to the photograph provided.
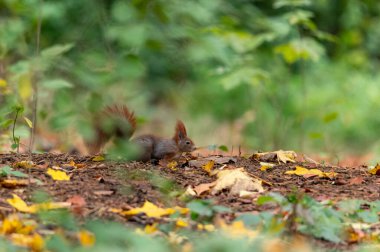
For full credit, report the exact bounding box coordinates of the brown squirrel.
[87,105,196,161]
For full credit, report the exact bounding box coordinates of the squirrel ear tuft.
[174,120,187,141]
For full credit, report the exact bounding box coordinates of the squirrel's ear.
[175,120,187,140]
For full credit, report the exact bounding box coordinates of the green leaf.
[41,44,74,58]
[218,145,228,152]
[186,201,213,217]
[323,112,338,123]
[0,165,28,178]
[274,0,311,9]
[257,195,276,205]
[212,205,231,213]
[41,79,73,90]
[1,119,14,129]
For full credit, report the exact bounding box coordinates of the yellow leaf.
[260,162,275,171]
[35,202,71,212]
[92,155,105,162]
[13,160,35,169]
[78,230,96,247]
[11,233,44,251]
[202,160,215,175]
[6,194,36,213]
[144,223,158,234]
[368,164,380,175]
[1,214,36,235]
[121,201,188,218]
[176,219,189,228]
[18,73,32,101]
[23,117,33,128]
[285,166,336,178]
[6,194,69,214]
[46,168,70,181]
[167,161,178,170]
[197,223,215,232]
[211,168,264,196]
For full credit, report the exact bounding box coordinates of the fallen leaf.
[211,168,264,196]
[193,182,216,196]
[167,161,178,170]
[285,166,336,178]
[188,160,208,168]
[0,179,29,188]
[93,190,114,196]
[1,214,36,235]
[6,194,35,213]
[121,201,189,218]
[197,224,215,232]
[7,194,70,213]
[46,168,70,181]
[176,219,189,228]
[368,164,380,175]
[92,155,105,162]
[184,186,196,196]
[260,162,275,171]
[202,160,214,175]
[78,230,95,247]
[13,161,35,169]
[63,160,86,169]
[239,190,261,199]
[10,233,44,251]
[252,150,297,163]
[205,156,237,164]
[348,177,364,185]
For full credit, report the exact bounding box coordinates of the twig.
[29,0,43,155]
[12,108,20,153]
[28,0,43,188]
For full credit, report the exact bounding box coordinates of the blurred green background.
[1,0,380,160]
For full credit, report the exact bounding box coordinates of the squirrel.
[87,105,196,161]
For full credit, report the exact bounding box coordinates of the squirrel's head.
[174,120,196,152]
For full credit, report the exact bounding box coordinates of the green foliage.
[1,0,380,156]
[187,199,231,222]
[0,165,28,178]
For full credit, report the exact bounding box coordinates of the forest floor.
[0,152,379,251]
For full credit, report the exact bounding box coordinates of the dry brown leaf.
[93,190,114,196]
[211,167,264,196]
[205,156,237,164]
[193,181,216,196]
[348,177,364,185]
[188,160,209,168]
[0,179,29,188]
[252,150,297,163]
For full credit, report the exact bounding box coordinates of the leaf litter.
[1,152,380,251]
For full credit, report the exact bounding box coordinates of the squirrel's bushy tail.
[87,105,137,154]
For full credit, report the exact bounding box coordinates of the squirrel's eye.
[186,141,191,145]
